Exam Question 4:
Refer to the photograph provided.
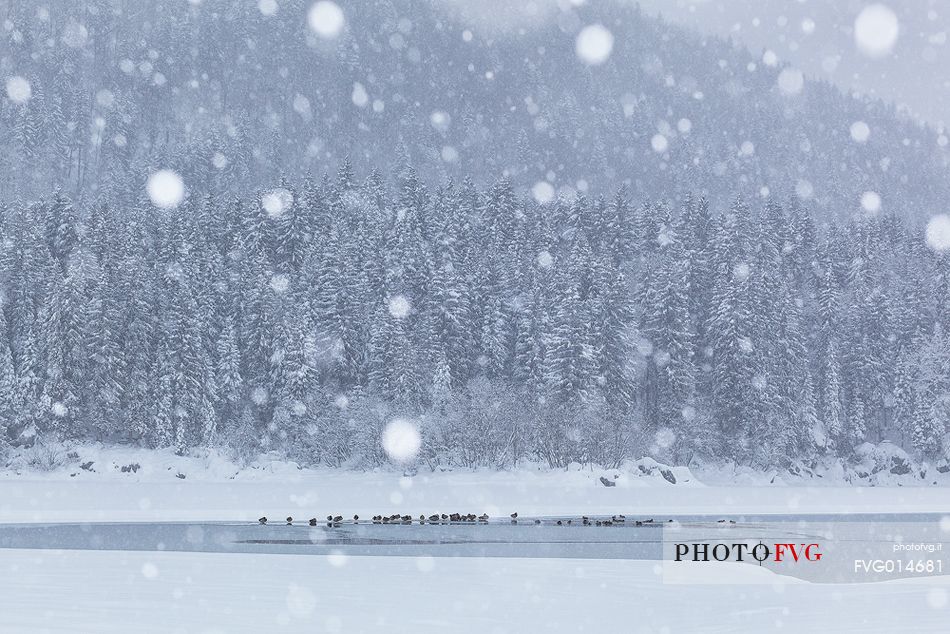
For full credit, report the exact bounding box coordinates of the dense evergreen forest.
[1,163,947,468]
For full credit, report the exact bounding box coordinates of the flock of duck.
[253,513,727,527]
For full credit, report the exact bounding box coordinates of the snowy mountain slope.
[1,0,948,222]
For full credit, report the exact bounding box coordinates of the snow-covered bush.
[21,436,69,472]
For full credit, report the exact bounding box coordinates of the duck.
[429,514,440,523]
[479,513,489,522]
[566,519,573,525]
[643,518,654,524]
[333,515,344,523]
[449,513,461,522]
[510,512,518,519]
[401,514,412,523]
[327,515,334,522]
[286,516,293,525]
[556,520,563,526]
[441,513,448,521]
[419,514,427,523]
[258,516,268,525]
[635,520,643,527]
[309,518,317,526]
[534,519,541,525]
[353,515,359,523]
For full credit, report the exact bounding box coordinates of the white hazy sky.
[435,0,948,128]
[635,0,949,127]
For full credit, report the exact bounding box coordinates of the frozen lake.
[2,514,947,631]
[2,513,945,567]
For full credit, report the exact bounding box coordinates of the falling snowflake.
[531,181,555,204]
[95,89,114,108]
[286,584,317,617]
[732,263,751,281]
[925,215,950,252]
[269,274,290,294]
[633,335,654,357]
[308,1,345,39]
[651,134,668,153]
[795,179,814,200]
[537,250,553,268]
[926,587,948,609]
[575,24,614,65]
[854,4,899,58]
[381,418,422,463]
[146,170,185,209]
[440,146,458,162]
[5,76,31,104]
[387,295,411,319]
[850,121,871,143]
[51,402,68,418]
[258,0,278,16]
[430,110,451,132]
[251,386,269,405]
[415,555,436,572]
[654,428,676,449]
[212,152,228,169]
[61,20,88,48]
[860,191,881,214]
[351,82,368,108]
[141,563,159,579]
[262,188,293,218]
[677,118,692,133]
[777,68,804,95]
[292,94,311,115]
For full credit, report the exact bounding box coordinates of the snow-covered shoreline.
[2,444,947,524]
[2,445,948,632]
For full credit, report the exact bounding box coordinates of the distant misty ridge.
[1,0,949,225]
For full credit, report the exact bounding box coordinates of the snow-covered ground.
[1,444,948,523]
[1,549,948,634]
[2,445,948,632]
